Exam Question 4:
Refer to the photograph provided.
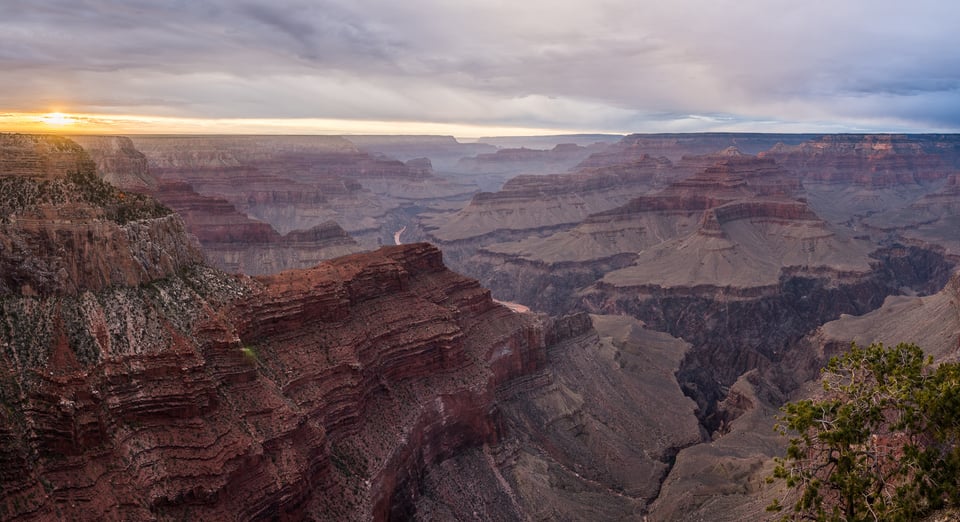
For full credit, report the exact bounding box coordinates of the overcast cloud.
[2,0,959,133]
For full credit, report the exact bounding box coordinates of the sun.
[39,112,77,126]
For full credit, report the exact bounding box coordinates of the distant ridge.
[476,134,624,149]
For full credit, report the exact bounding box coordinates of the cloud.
[0,0,958,133]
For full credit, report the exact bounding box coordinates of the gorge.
[1,131,959,520]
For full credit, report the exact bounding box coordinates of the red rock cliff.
[0,135,558,520]
[0,240,555,521]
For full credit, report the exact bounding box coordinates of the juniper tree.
[768,342,960,521]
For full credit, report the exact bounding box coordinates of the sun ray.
[39,112,77,126]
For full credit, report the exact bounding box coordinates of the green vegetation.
[330,442,369,480]
[67,168,171,224]
[0,167,170,224]
[768,342,960,521]
[240,345,259,365]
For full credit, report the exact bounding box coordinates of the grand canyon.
[0,130,958,520]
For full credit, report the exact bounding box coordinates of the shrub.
[768,342,960,521]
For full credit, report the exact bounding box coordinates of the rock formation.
[1,134,710,521]
[577,132,820,166]
[0,134,197,296]
[6,131,960,521]
[344,135,495,171]
[423,154,673,243]
[68,136,157,192]
[456,143,607,177]
[150,181,364,275]
[0,134,98,181]
[131,135,477,250]
[759,134,960,225]
[862,173,960,259]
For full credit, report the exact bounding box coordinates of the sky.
[1,0,959,137]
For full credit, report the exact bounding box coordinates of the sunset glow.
[1,1,957,134]
[39,112,77,126]
[0,112,589,138]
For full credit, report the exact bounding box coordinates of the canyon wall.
[6,132,960,520]
[0,134,746,520]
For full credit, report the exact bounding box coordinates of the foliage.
[768,342,960,521]
[67,168,171,224]
[240,345,259,365]
[0,167,170,224]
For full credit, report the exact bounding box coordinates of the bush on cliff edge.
[768,342,960,521]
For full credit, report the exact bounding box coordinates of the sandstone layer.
[0,134,198,296]
[2,134,709,520]
[0,238,557,521]
[68,136,156,192]
[423,154,674,243]
[132,136,477,249]
[150,181,364,275]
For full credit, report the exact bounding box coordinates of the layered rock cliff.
[0,134,197,296]
[759,134,954,187]
[759,134,960,225]
[131,136,474,249]
[68,136,156,192]
[64,137,372,275]
[577,132,820,166]
[150,181,364,275]
[422,154,673,243]
[6,134,692,520]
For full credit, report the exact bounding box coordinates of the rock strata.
[0,235,561,520]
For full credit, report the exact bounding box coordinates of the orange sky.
[0,112,595,139]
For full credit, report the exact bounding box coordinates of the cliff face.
[68,136,156,192]
[0,134,93,181]
[64,137,372,275]
[131,136,467,248]
[759,134,955,187]
[0,134,199,296]
[0,236,561,520]
[423,154,673,243]
[150,181,364,275]
[577,133,820,165]
[1,135,562,520]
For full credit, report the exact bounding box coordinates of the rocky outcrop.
[813,270,960,362]
[150,181,364,275]
[69,136,156,192]
[0,134,94,181]
[0,233,567,520]
[759,134,956,187]
[860,173,960,259]
[0,134,198,296]
[577,133,820,166]
[423,154,673,243]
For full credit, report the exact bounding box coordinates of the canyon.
[2,131,960,520]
